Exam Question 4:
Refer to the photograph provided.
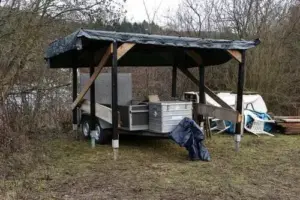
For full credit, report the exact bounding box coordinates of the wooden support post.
[72,43,135,110]
[89,66,97,147]
[235,50,246,151]
[227,50,242,63]
[72,45,112,110]
[72,68,78,131]
[90,66,96,131]
[199,65,205,124]
[172,66,177,98]
[178,67,233,110]
[112,42,119,160]
[184,49,233,110]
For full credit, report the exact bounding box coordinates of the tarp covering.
[169,117,211,161]
[45,29,260,68]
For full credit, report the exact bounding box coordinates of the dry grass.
[1,134,300,200]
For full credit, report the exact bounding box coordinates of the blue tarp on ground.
[169,117,211,161]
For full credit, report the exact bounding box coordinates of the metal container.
[119,105,149,131]
[149,101,193,133]
[80,73,132,106]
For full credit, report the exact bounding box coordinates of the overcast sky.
[125,0,182,24]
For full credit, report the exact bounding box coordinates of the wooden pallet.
[275,116,300,135]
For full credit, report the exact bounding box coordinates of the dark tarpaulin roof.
[45,29,260,68]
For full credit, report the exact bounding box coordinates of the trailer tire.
[81,117,91,139]
[81,116,111,144]
[94,123,104,144]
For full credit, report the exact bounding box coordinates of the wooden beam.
[117,43,135,60]
[172,66,177,97]
[178,67,233,110]
[194,103,241,123]
[78,43,135,74]
[184,49,234,110]
[227,50,242,63]
[90,66,96,130]
[186,50,203,64]
[72,45,112,109]
[235,50,246,135]
[72,43,135,110]
[72,68,78,129]
[112,41,119,141]
[186,50,203,65]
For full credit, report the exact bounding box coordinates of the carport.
[45,29,260,154]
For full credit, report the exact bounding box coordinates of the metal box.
[149,101,193,133]
[119,105,149,131]
[80,73,132,106]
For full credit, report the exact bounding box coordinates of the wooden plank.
[274,116,300,119]
[227,50,242,63]
[178,67,233,110]
[117,43,135,60]
[72,43,136,110]
[72,44,112,110]
[281,119,300,123]
[194,103,241,123]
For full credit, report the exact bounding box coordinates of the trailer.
[78,72,193,143]
[45,29,260,152]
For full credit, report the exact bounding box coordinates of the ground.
[1,134,300,200]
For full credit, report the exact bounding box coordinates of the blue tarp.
[169,117,211,161]
[45,29,260,68]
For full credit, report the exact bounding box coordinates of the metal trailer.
[78,73,193,144]
[45,29,260,153]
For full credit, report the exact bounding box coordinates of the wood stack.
[274,116,300,135]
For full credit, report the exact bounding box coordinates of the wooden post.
[184,50,233,110]
[72,43,135,110]
[199,66,205,105]
[198,65,205,123]
[112,41,119,160]
[90,66,96,131]
[172,66,177,98]
[72,45,112,110]
[89,66,97,147]
[235,50,246,151]
[72,68,78,131]
[178,67,233,110]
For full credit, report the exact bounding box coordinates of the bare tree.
[142,0,163,33]
[163,0,300,115]
[0,0,126,152]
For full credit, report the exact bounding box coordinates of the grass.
[1,134,300,200]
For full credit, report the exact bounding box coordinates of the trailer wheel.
[94,123,110,144]
[81,118,91,138]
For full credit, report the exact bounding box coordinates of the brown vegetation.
[0,0,300,198]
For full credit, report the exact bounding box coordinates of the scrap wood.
[275,116,300,135]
